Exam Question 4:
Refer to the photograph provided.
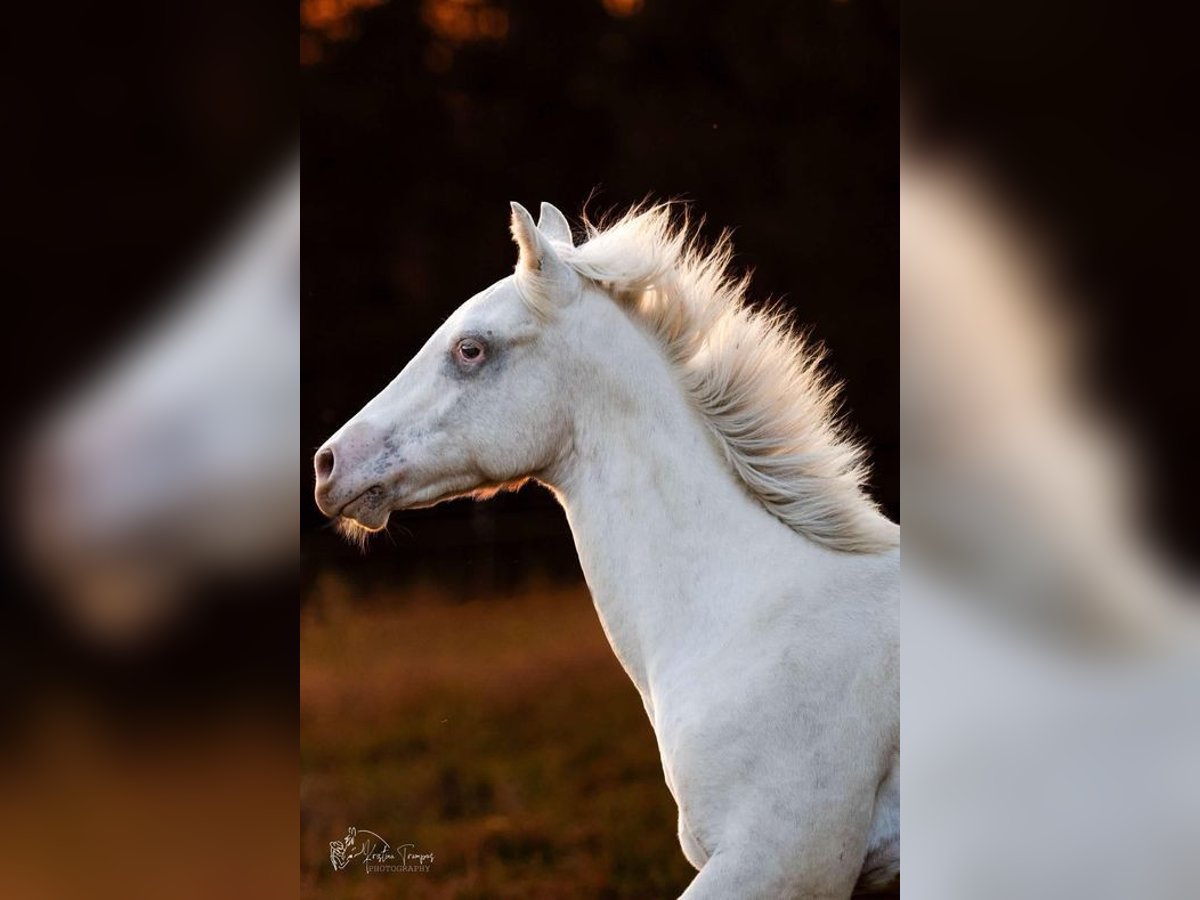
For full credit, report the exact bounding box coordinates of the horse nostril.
[315,447,335,482]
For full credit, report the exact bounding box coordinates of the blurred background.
[301,0,897,896]
[1,2,297,898]
[903,3,1200,898]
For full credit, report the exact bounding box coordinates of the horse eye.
[456,339,485,363]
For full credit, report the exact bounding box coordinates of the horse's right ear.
[511,202,550,270]
[510,201,575,293]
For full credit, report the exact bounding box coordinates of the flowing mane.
[531,204,897,553]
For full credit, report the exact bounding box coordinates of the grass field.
[300,572,695,899]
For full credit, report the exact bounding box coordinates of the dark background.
[302,0,901,586]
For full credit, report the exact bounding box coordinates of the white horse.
[24,162,299,641]
[314,202,899,897]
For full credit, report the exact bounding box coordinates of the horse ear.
[510,201,572,284]
[537,202,573,246]
[510,201,545,270]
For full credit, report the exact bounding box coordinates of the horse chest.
[649,685,748,842]
[644,706,716,867]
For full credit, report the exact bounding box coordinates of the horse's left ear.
[537,202,573,246]
[510,201,575,288]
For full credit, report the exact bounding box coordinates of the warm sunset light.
[421,0,509,44]
[301,0,510,67]
[300,0,386,41]
[602,0,645,17]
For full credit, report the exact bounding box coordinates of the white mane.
[535,204,898,554]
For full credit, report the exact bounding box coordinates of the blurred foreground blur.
[19,163,299,643]
[0,160,300,899]
[18,165,297,643]
[902,135,1200,897]
[0,2,297,893]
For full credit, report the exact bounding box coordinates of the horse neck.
[543,295,831,698]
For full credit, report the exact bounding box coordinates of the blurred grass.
[300,572,695,899]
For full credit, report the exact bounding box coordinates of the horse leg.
[676,771,879,899]
[677,849,790,899]
[677,837,865,900]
